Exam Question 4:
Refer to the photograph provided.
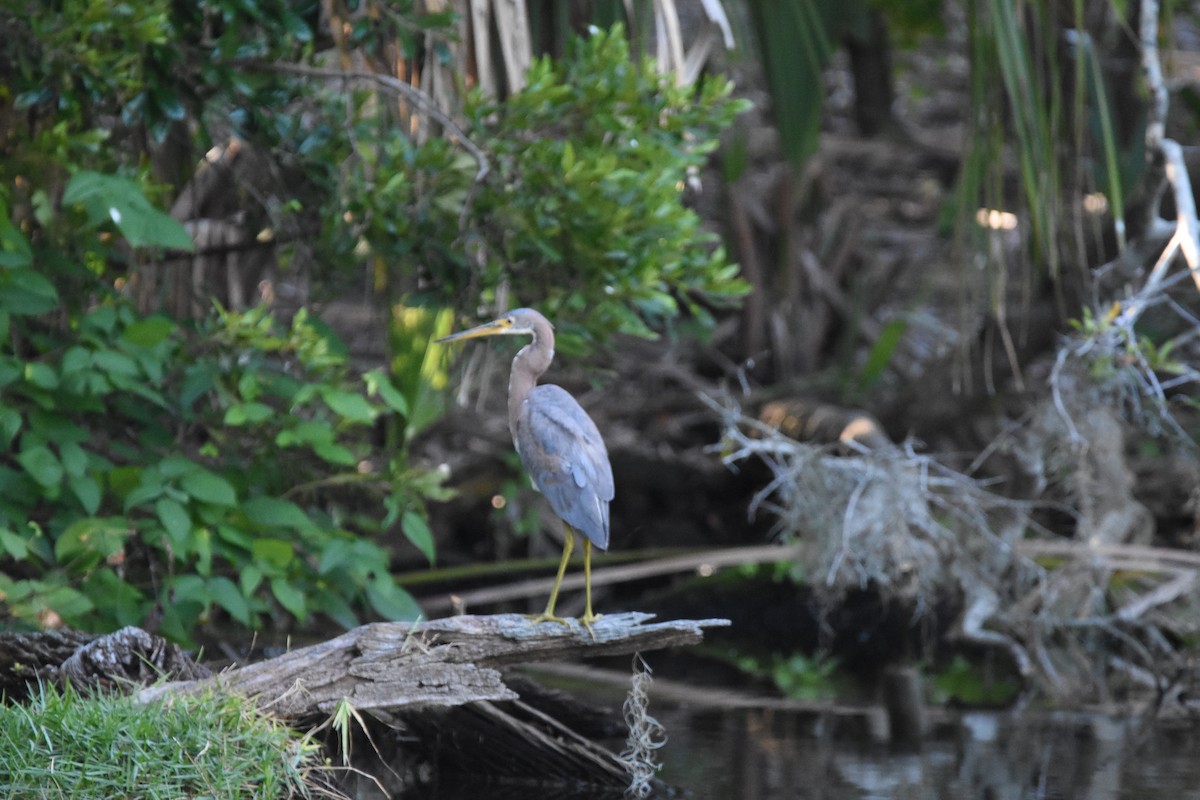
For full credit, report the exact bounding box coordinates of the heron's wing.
[517,384,614,550]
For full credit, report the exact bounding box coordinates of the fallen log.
[137,612,727,715]
[0,614,726,792]
[134,612,728,793]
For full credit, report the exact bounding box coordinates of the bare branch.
[1160,140,1200,285]
[1141,0,1168,150]
[1130,0,1200,302]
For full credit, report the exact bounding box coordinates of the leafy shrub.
[0,174,439,643]
[466,25,750,352]
[0,11,749,642]
[304,24,750,355]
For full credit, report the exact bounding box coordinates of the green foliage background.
[0,3,747,642]
[467,28,748,351]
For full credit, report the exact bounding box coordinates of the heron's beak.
[435,318,511,343]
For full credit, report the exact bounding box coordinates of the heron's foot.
[526,611,572,628]
[581,611,603,641]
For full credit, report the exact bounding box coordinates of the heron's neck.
[508,318,555,440]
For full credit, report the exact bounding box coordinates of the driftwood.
[137,612,728,717]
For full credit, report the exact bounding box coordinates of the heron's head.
[436,308,549,343]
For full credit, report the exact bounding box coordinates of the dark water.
[396,681,1200,799]
[653,702,1200,799]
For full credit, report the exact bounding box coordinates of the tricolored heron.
[437,308,615,630]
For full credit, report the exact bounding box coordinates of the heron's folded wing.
[518,385,614,549]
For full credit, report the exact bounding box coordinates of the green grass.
[0,683,320,799]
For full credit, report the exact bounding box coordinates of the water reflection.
[384,680,1200,799]
[655,703,1200,800]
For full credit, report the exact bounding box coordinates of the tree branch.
[1129,0,1200,309]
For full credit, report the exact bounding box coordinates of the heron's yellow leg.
[580,538,602,638]
[529,523,573,626]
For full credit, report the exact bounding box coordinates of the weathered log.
[0,626,208,701]
[0,628,92,701]
[2,614,724,792]
[137,612,729,718]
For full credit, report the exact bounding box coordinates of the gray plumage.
[517,382,614,550]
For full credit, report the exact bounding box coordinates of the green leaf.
[270,577,307,619]
[33,413,88,446]
[209,576,251,625]
[401,511,436,565]
[223,402,273,426]
[320,388,376,423]
[122,315,176,347]
[18,444,63,488]
[318,538,353,575]
[81,568,146,627]
[69,475,102,515]
[251,537,294,571]
[0,528,27,559]
[54,517,129,571]
[215,523,253,550]
[41,584,95,618]
[93,349,140,378]
[180,363,218,411]
[240,563,264,595]
[312,441,356,466]
[0,268,59,316]
[24,362,59,390]
[365,369,409,415]
[0,201,32,268]
[280,7,314,40]
[171,574,208,606]
[242,496,314,531]
[156,602,191,643]
[194,527,213,576]
[858,317,909,388]
[58,442,87,478]
[63,171,195,251]
[179,470,237,506]
[0,357,20,388]
[81,306,118,335]
[0,407,21,448]
[313,589,359,629]
[365,576,421,621]
[61,347,92,374]
[155,498,192,550]
[276,421,333,448]
[106,465,143,503]
[157,457,199,479]
[122,479,164,510]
